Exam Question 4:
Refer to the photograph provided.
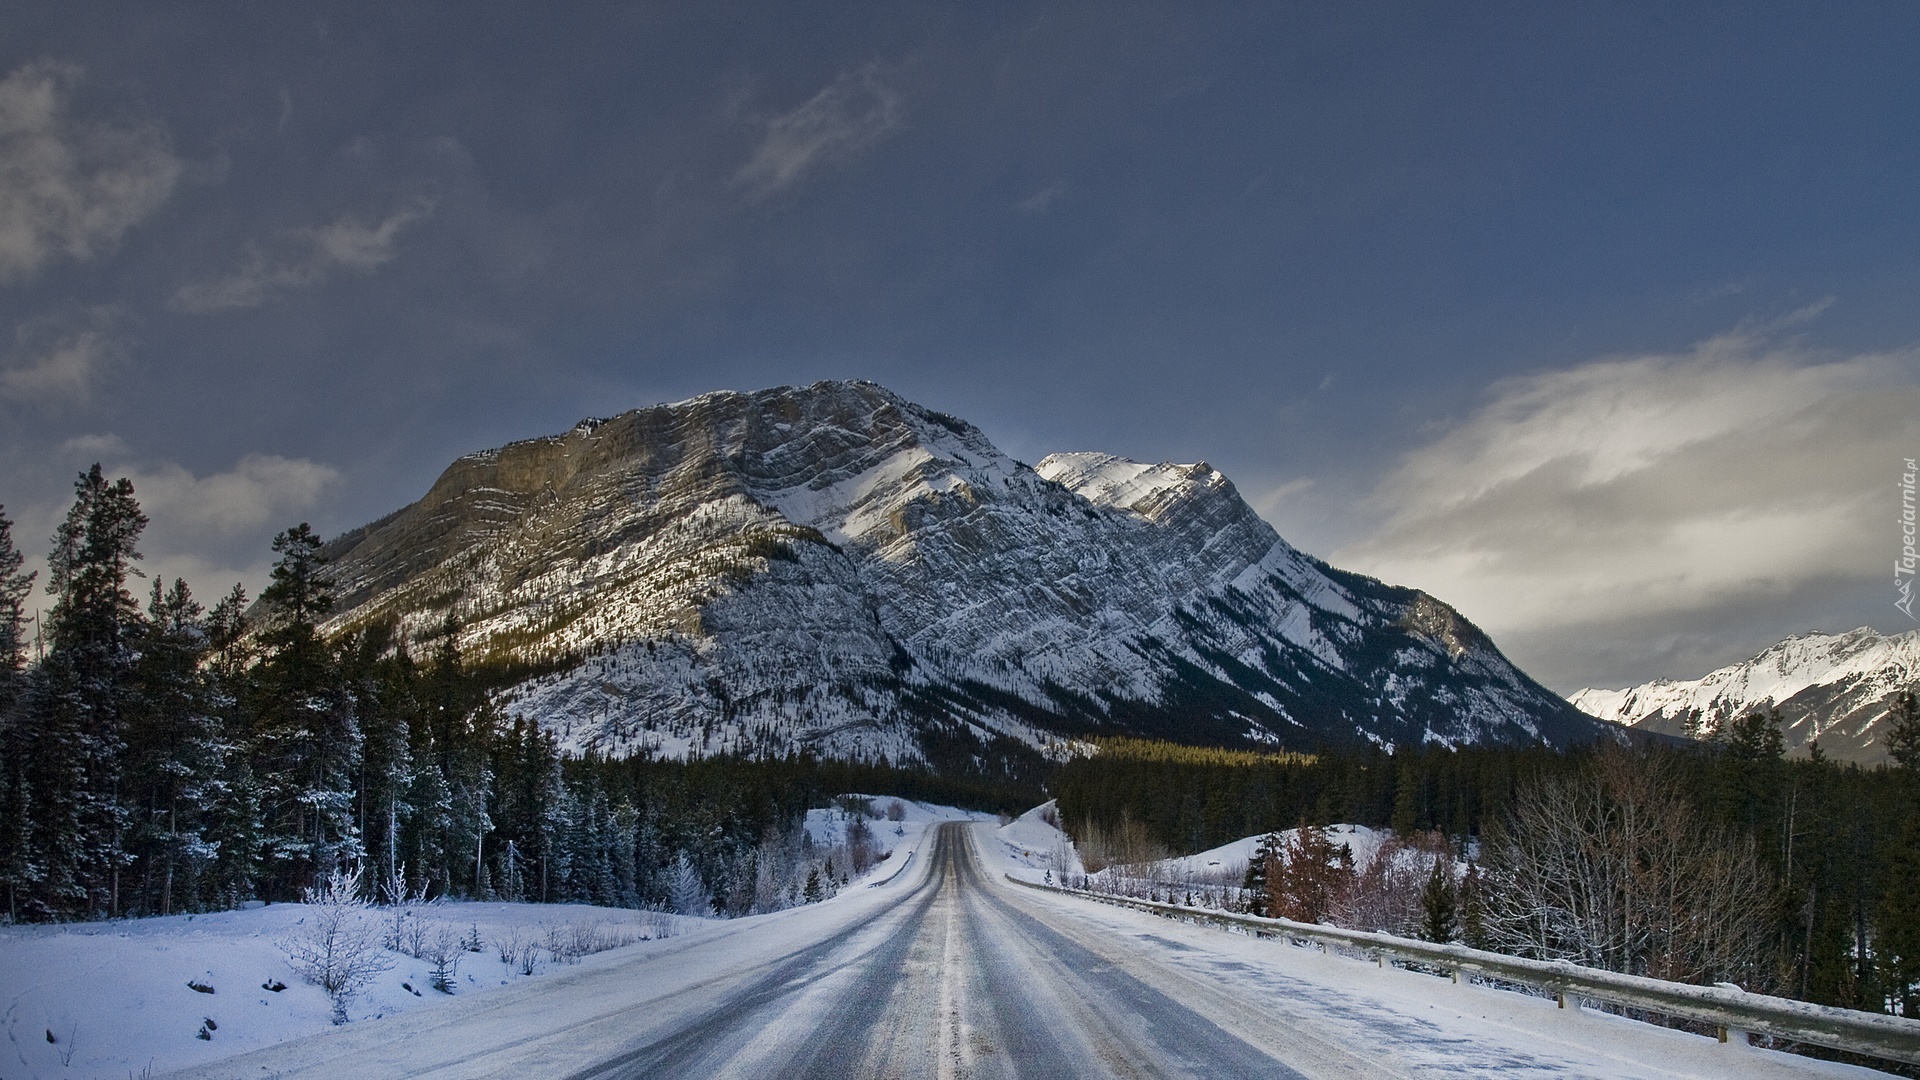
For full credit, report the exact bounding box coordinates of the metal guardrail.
[1006,873,1920,1068]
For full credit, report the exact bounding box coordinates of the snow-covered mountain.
[1569,628,1920,764]
[320,381,1612,765]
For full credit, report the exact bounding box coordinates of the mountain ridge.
[315,380,1615,766]
[1569,627,1920,764]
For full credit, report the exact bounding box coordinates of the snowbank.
[0,797,984,1080]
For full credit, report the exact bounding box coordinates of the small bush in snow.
[278,866,394,1024]
[423,924,463,993]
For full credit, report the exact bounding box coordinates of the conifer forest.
[5,466,1920,1036]
[0,469,1017,927]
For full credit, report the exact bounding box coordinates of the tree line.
[1056,717,1920,1020]
[0,469,1023,924]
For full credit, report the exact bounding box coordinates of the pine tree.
[1420,856,1457,943]
[1241,832,1280,916]
[1458,860,1488,950]
[1880,691,1920,1015]
[254,523,360,897]
[0,506,39,922]
[125,578,224,915]
[1887,692,1920,774]
[25,466,149,918]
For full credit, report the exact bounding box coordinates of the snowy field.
[0,798,984,1080]
[2,803,1902,1079]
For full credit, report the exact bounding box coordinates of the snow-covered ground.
[0,798,985,1080]
[1139,823,1388,885]
[5,805,1901,1079]
[990,800,1084,876]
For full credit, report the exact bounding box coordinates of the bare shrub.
[279,867,393,1024]
[641,906,676,940]
[1270,826,1355,924]
[845,815,877,875]
[1075,811,1168,873]
[1483,746,1776,988]
[886,800,906,822]
[494,926,526,966]
[1338,830,1451,936]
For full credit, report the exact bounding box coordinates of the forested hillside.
[0,472,1026,924]
[1057,723,1920,1020]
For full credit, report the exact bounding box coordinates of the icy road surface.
[165,822,1881,1080]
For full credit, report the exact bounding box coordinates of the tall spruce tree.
[126,578,224,915]
[28,466,149,918]
[0,506,38,922]
[1420,856,1457,943]
[254,523,361,897]
[1879,692,1920,1015]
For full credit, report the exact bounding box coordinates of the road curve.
[163,822,1866,1080]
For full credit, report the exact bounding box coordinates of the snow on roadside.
[970,820,1888,1080]
[0,899,685,1080]
[0,797,984,1080]
[995,800,1082,877]
[1151,823,1386,884]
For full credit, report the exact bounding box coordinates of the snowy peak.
[320,381,1611,764]
[1570,627,1920,764]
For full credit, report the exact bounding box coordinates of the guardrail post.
[1717,1026,1750,1048]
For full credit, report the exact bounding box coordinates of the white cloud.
[0,61,181,282]
[117,453,342,538]
[1334,322,1920,653]
[0,307,126,407]
[14,444,344,609]
[172,199,434,312]
[733,64,906,199]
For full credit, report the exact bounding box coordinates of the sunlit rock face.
[321,380,1610,765]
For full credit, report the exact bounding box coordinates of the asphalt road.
[569,821,1321,1080]
[164,823,1865,1080]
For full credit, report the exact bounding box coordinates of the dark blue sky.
[3,2,1918,689]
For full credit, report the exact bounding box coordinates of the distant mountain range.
[1570,628,1920,765]
[317,380,1615,769]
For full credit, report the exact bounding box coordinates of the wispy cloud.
[171,199,434,312]
[0,307,126,407]
[0,60,181,282]
[733,63,906,200]
[1334,317,1920,674]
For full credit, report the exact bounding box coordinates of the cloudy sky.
[2,2,1917,692]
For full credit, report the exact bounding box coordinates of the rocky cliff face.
[1571,628,1920,765]
[320,381,1612,764]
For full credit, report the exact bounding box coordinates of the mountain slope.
[1569,628,1920,764]
[319,381,1612,764]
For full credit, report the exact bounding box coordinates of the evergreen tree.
[1241,832,1280,916]
[0,506,38,922]
[1880,691,1920,1015]
[1887,692,1920,774]
[1458,860,1488,950]
[25,466,149,918]
[253,523,360,897]
[125,578,224,915]
[1420,856,1457,943]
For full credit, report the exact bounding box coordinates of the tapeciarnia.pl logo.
[1900,458,1918,620]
